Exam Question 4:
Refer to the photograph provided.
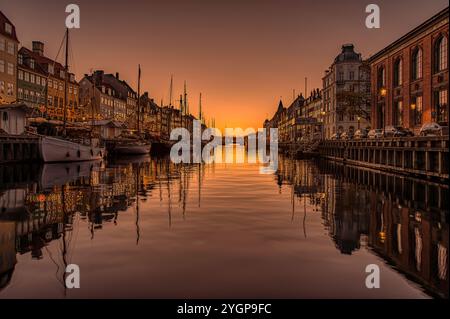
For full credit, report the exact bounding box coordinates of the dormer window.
[48,64,54,75]
[5,23,12,35]
[30,59,35,69]
[18,54,23,65]
[60,70,65,79]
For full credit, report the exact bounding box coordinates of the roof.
[18,47,77,83]
[0,11,19,42]
[367,6,449,63]
[0,103,33,111]
[334,44,362,64]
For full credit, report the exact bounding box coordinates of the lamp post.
[380,88,387,129]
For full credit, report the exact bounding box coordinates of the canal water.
[0,151,448,298]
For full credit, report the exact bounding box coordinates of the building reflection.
[276,156,449,298]
[0,158,204,291]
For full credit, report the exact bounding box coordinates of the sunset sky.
[2,0,448,129]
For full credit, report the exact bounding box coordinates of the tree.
[336,90,371,121]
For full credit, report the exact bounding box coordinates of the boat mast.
[169,75,173,108]
[199,92,202,123]
[63,28,69,136]
[137,64,141,135]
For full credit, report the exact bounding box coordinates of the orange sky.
[2,0,448,130]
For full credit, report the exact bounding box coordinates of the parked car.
[354,129,368,139]
[419,122,449,136]
[330,133,341,140]
[384,126,414,137]
[340,131,354,140]
[367,129,383,139]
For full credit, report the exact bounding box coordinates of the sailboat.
[39,28,105,162]
[113,65,151,155]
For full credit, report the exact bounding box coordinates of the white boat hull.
[114,143,151,155]
[39,136,105,162]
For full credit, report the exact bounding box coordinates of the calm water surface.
[0,152,448,298]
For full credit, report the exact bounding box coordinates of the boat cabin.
[0,103,30,135]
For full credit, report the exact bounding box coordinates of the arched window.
[434,35,448,72]
[411,47,422,80]
[377,66,385,89]
[393,58,403,87]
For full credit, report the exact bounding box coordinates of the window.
[54,96,58,107]
[7,63,13,75]
[433,89,448,123]
[5,23,12,34]
[36,76,41,86]
[0,39,4,51]
[60,70,65,79]
[48,64,54,75]
[377,66,385,89]
[30,74,35,83]
[18,54,23,64]
[18,88,23,99]
[7,42,14,55]
[7,83,13,96]
[393,58,403,87]
[30,59,35,69]
[349,71,354,80]
[48,96,53,106]
[18,70,23,80]
[48,79,53,88]
[411,47,423,80]
[338,72,344,82]
[0,60,4,73]
[434,36,448,72]
[395,101,403,126]
[0,80,4,94]
[412,95,423,126]
[24,72,29,82]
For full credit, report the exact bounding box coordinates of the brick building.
[368,7,448,131]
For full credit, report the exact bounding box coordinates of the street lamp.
[357,116,361,129]
[380,88,387,97]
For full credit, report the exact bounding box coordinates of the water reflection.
[277,157,449,298]
[0,154,448,298]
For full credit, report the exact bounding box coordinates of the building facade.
[322,44,371,139]
[0,11,19,104]
[79,71,128,123]
[18,42,80,122]
[368,7,449,131]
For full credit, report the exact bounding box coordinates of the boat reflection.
[0,155,448,298]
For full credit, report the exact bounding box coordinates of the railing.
[318,136,449,181]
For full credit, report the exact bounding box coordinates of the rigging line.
[31,30,67,118]
[44,245,65,288]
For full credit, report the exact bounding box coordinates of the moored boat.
[113,139,151,155]
[39,135,105,162]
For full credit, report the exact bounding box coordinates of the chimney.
[32,41,44,56]
[116,72,119,79]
